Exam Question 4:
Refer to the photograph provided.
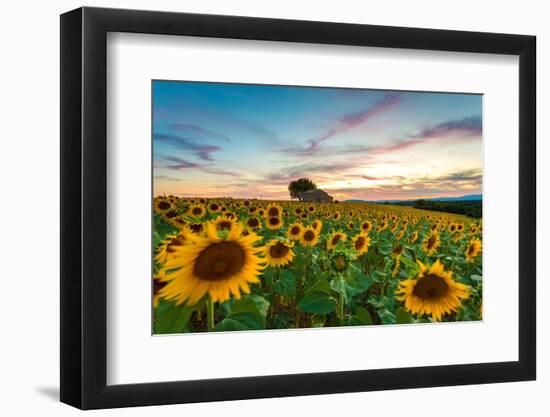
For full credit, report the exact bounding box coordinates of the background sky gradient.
[153,81,482,201]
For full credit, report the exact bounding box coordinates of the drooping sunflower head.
[396,259,469,321]
[300,226,319,247]
[327,230,347,250]
[465,238,482,263]
[264,239,295,267]
[392,243,404,258]
[160,223,265,305]
[265,203,282,218]
[352,233,371,255]
[331,252,350,272]
[287,221,303,241]
[422,231,440,255]
[265,216,283,230]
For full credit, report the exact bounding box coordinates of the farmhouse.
[301,189,334,204]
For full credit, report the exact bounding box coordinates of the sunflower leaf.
[395,307,413,324]
[273,270,296,297]
[297,292,337,314]
[304,279,332,296]
[214,312,265,331]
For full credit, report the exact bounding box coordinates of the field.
[153,197,482,334]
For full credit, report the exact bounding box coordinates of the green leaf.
[378,241,393,256]
[231,296,262,315]
[311,314,326,327]
[371,270,386,283]
[247,294,270,318]
[214,312,265,331]
[378,309,396,324]
[273,269,296,297]
[305,278,332,295]
[297,292,337,314]
[395,307,413,324]
[351,307,373,325]
[154,301,194,334]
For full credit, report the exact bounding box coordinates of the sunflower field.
[153,196,483,334]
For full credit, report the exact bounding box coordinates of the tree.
[288,178,317,201]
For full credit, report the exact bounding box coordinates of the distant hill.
[343,194,482,204]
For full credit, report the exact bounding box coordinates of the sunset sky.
[153,81,482,201]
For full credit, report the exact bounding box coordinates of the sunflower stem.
[207,299,215,331]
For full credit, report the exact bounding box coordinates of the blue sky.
[153,80,482,201]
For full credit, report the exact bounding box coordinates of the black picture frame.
[60,6,536,410]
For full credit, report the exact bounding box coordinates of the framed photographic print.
[60,6,536,409]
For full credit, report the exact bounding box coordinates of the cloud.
[169,123,231,143]
[159,155,242,177]
[414,116,482,140]
[154,133,221,161]
[283,94,402,155]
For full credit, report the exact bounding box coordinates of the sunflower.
[347,221,355,230]
[265,216,283,230]
[396,259,469,321]
[352,233,371,255]
[327,230,347,250]
[332,253,349,272]
[160,223,265,305]
[465,238,482,263]
[449,223,458,233]
[360,220,372,233]
[187,204,205,218]
[212,215,237,232]
[188,222,204,234]
[422,231,440,255]
[154,198,172,213]
[333,212,341,220]
[300,226,319,247]
[311,219,323,231]
[155,230,189,265]
[207,201,221,214]
[307,205,316,214]
[265,203,282,218]
[287,221,303,241]
[409,230,419,244]
[246,216,261,230]
[264,239,295,267]
[395,229,405,240]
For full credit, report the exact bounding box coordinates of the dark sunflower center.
[218,221,232,231]
[355,237,365,250]
[412,274,448,300]
[308,206,314,212]
[303,230,315,241]
[427,235,436,248]
[269,217,280,226]
[331,235,341,245]
[193,241,245,281]
[268,207,280,216]
[153,278,166,293]
[467,244,476,256]
[290,226,300,235]
[362,223,370,230]
[210,203,219,210]
[248,218,259,227]
[165,210,177,219]
[269,242,290,258]
[190,223,203,233]
[158,201,170,210]
[192,208,202,215]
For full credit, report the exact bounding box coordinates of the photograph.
[152,80,483,333]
